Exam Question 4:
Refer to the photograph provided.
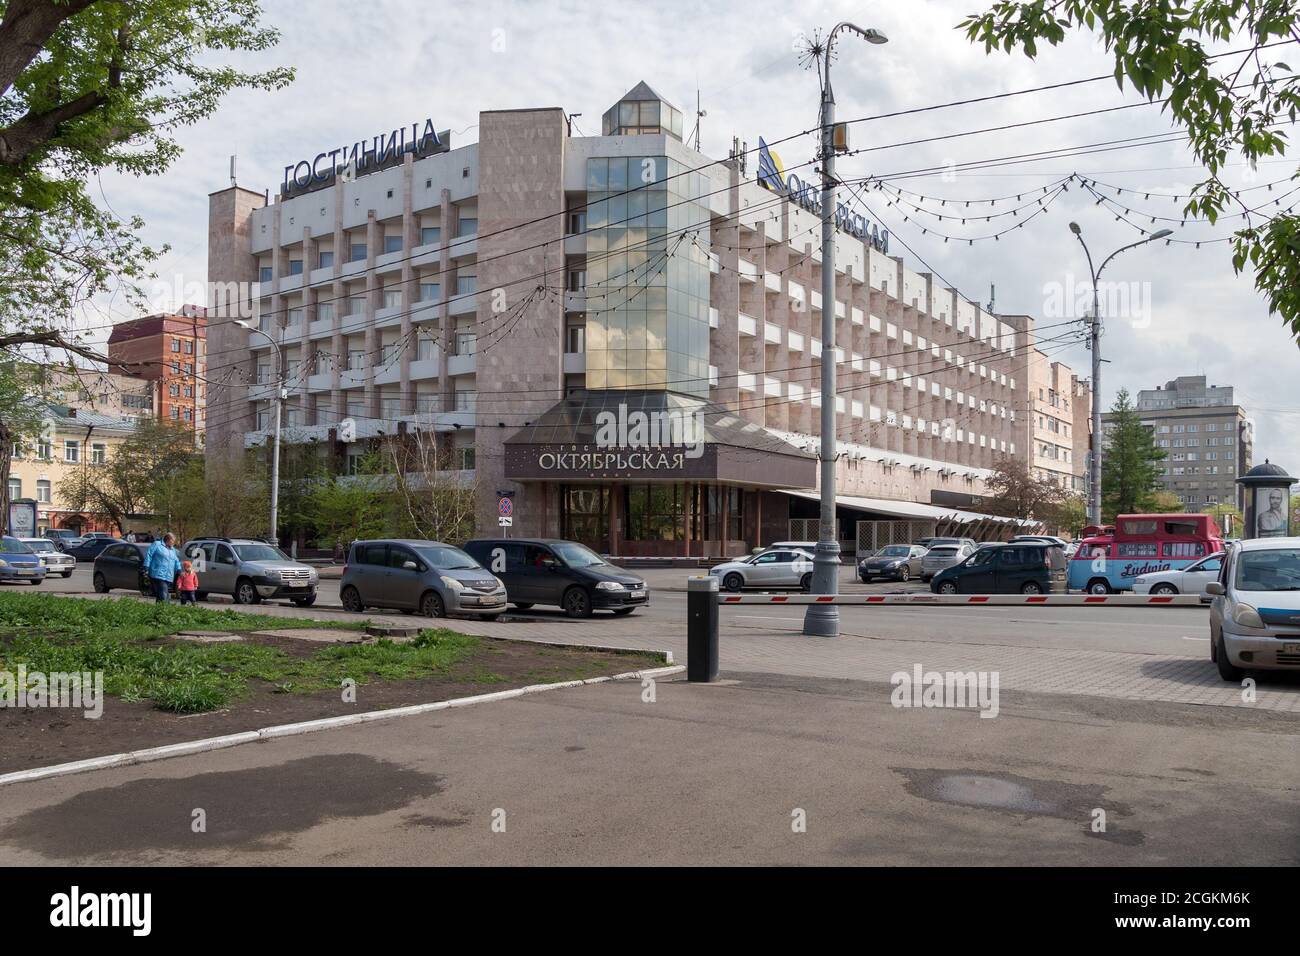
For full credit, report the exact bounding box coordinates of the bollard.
[687,575,719,682]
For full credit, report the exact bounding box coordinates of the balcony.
[446,235,478,260]
[737,259,758,283]
[737,371,757,393]
[449,294,478,318]
[447,352,476,377]
[764,322,781,345]
[788,331,805,352]
[563,234,586,256]
[409,356,440,381]
[708,307,719,329]
[340,367,367,389]
[851,307,864,326]
[306,372,333,393]
[764,271,781,293]
[763,376,781,397]
[375,304,403,330]
[563,352,586,375]
[737,313,757,337]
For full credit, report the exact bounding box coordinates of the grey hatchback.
[340,540,507,618]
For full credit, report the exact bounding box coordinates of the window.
[184,339,193,354]
[171,338,180,352]
[37,439,51,460]
[566,325,585,354]
[64,440,79,463]
[259,266,273,283]
[7,478,19,500]
[455,330,476,355]
[383,235,403,254]
[459,447,476,470]
[456,275,477,295]
[91,443,106,465]
[288,259,303,276]
[316,250,334,269]
[420,226,441,246]
[347,349,366,371]
[383,289,402,310]
[420,282,440,302]
[183,362,193,374]
[183,408,192,421]
[9,442,20,460]
[36,480,50,503]
[458,217,477,236]
[184,385,193,398]
[349,242,367,262]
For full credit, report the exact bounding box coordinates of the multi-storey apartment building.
[106,308,207,440]
[1020,350,1089,493]
[208,82,1060,555]
[29,367,157,425]
[1104,375,1252,511]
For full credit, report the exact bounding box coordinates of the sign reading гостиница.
[281,119,450,198]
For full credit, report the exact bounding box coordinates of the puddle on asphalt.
[893,767,1144,845]
[0,754,444,859]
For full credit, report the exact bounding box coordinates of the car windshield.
[232,544,289,562]
[1234,548,1300,591]
[929,547,958,556]
[552,542,608,568]
[878,546,910,557]
[414,545,480,571]
[1,538,34,554]
[929,539,959,546]
[24,541,54,552]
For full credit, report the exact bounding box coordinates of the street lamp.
[236,318,284,543]
[1068,223,1173,526]
[804,21,888,639]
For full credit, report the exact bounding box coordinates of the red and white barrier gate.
[718,593,1204,607]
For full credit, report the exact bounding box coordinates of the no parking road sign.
[498,497,513,517]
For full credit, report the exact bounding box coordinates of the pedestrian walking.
[176,560,199,605]
[144,532,183,604]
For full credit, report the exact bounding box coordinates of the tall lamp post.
[1067,223,1172,527]
[804,22,888,638]
[237,319,284,543]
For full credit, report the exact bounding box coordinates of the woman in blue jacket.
[144,532,182,603]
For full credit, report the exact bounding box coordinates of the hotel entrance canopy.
[503,390,816,488]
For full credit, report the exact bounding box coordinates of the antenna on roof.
[230,155,237,187]
[986,283,996,315]
[691,89,706,151]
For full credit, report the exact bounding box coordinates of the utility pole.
[1068,222,1172,526]
[803,22,888,638]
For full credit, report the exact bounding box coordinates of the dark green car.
[929,543,1067,595]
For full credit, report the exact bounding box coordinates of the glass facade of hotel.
[583,154,711,396]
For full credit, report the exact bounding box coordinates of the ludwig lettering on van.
[1120,561,1172,578]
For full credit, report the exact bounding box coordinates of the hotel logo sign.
[756,136,888,253]
[281,118,451,198]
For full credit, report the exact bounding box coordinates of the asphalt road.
[29,562,1212,657]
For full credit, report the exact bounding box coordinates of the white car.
[1133,551,1225,602]
[20,538,75,577]
[709,548,815,592]
[1207,537,1300,680]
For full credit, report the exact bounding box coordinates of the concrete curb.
[0,664,685,789]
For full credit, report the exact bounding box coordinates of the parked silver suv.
[180,537,319,606]
[340,539,507,618]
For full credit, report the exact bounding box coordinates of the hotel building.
[208,82,1069,555]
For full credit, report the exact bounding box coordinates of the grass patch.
[0,591,362,642]
[0,593,483,713]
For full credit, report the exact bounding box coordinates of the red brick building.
[107,306,207,441]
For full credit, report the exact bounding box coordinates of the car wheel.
[563,587,592,618]
[1086,579,1113,595]
[292,595,316,608]
[612,607,636,616]
[341,585,364,613]
[420,590,446,618]
[1021,581,1043,595]
[1151,583,1178,596]
[479,613,502,622]
[722,572,744,593]
[938,581,958,594]
[1215,631,1245,682]
[234,578,261,605]
[92,572,109,593]
[512,602,534,610]
[899,566,911,582]
[800,573,813,592]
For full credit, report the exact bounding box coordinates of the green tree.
[1150,490,1186,513]
[1205,500,1244,535]
[960,1,1300,341]
[1051,494,1088,537]
[0,0,292,520]
[981,453,1070,523]
[1101,388,1166,518]
[59,417,194,532]
[0,362,58,515]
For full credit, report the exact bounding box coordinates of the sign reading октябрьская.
[281,119,451,198]
[505,443,719,481]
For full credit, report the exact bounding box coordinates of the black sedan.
[858,544,928,583]
[92,542,151,594]
[66,536,125,562]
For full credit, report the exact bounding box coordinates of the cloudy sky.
[91,0,1300,469]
